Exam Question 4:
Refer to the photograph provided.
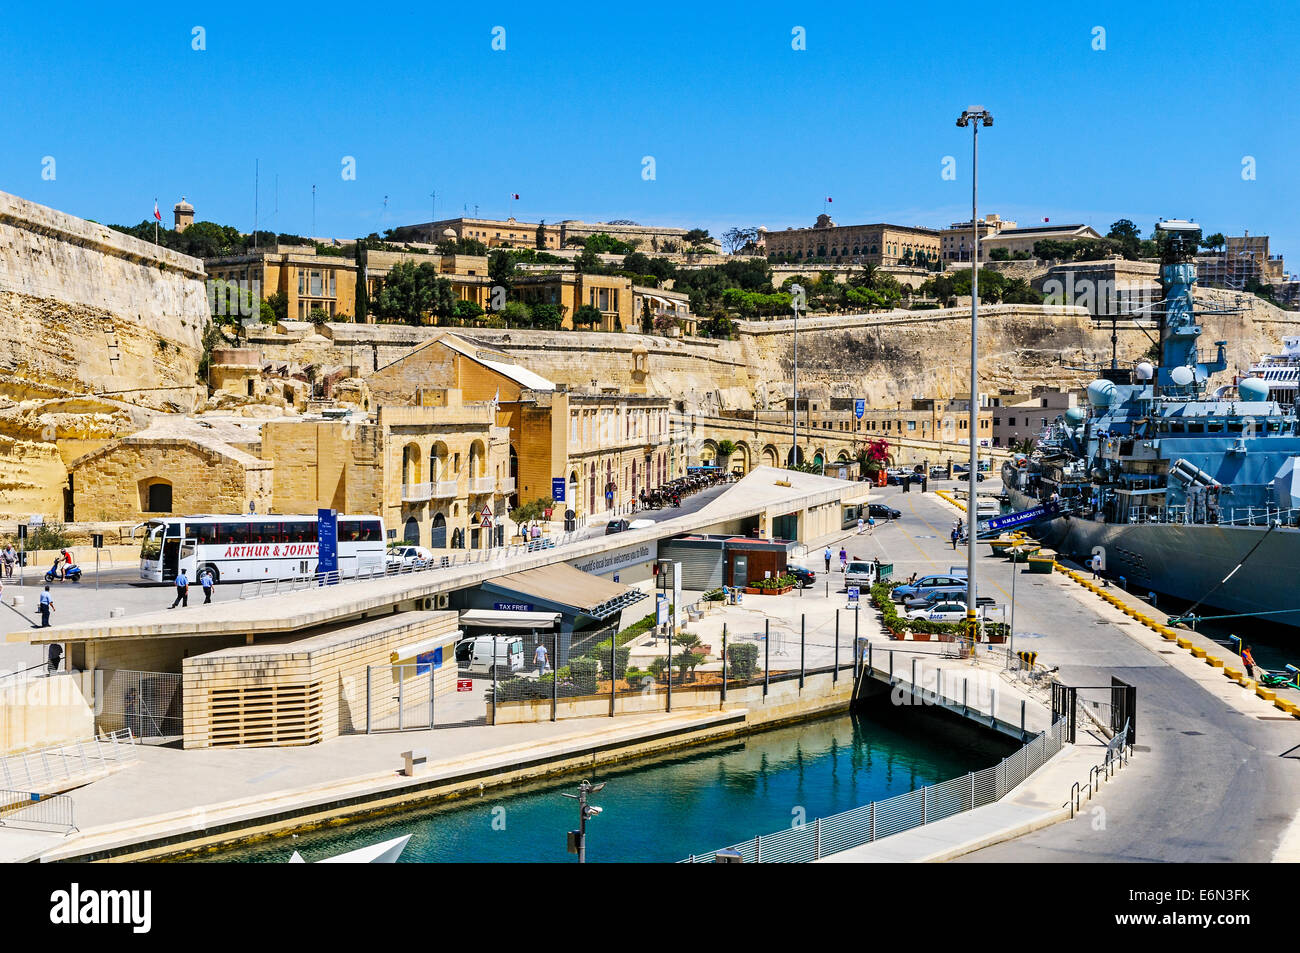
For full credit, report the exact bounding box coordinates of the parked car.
[456,635,524,676]
[929,466,948,479]
[890,573,967,601]
[905,601,990,623]
[386,545,433,568]
[604,519,630,535]
[868,503,902,520]
[903,591,995,612]
[788,565,816,588]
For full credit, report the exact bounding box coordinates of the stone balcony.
[401,482,432,502]
[499,476,516,495]
[470,476,496,495]
[431,480,459,499]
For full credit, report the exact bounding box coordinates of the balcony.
[499,476,516,495]
[401,482,432,503]
[470,476,496,495]
[431,480,459,499]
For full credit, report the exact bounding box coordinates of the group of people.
[167,567,216,608]
[950,518,965,550]
[855,515,876,535]
[823,545,850,573]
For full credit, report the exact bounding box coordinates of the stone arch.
[836,449,852,462]
[786,445,804,466]
[141,478,173,514]
[732,440,752,474]
[431,512,447,548]
[700,438,720,467]
[430,441,450,483]
[402,515,420,545]
[468,439,486,478]
[762,444,780,467]
[813,448,826,468]
[402,442,422,487]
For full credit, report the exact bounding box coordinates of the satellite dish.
[1238,377,1269,401]
[1170,366,1195,386]
[1087,379,1116,407]
[1134,361,1155,381]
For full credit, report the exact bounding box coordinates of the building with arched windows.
[760,214,941,268]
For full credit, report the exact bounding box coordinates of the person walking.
[169,568,189,608]
[1,542,14,578]
[533,640,549,676]
[838,547,847,573]
[857,516,865,535]
[37,585,53,627]
[1242,646,1257,679]
[199,566,215,604]
[824,546,832,572]
[1090,554,1100,579]
[951,525,961,550]
[867,515,876,533]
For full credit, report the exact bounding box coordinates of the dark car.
[868,503,902,520]
[788,565,816,588]
[604,519,630,535]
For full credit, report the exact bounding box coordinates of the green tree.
[307,307,329,326]
[573,303,603,327]
[1200,232,1227,252]
[435,236,488,256]
[1107,219,1142,259]
[683,228,711,246]
[265,291,288,324]
[531,303,564,330]
[583,232,634,255]
[452,299,484,322]
[488,249,519,290]
[500,300,531,327]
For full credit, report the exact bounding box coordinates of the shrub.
[570,657,599,694]
[29,521,72,552]
[726,643,760,680]
[674,650,705,679]
[702,588,725,602]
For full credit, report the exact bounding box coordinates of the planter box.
[745,585,794,596]
[986,634,1008,644]
[911,632,932,642]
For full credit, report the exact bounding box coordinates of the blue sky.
[4,2,1297,260]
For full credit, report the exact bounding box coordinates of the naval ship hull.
[1003,482,1300,625]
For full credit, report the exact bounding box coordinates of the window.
[217,522,248,544]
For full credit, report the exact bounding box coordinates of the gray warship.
[1002,220,1300,625]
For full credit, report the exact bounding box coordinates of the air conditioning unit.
[435,593,451,610]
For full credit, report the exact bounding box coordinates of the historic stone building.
[261,393,510,550]
[979,223,1103,258]
[939,213,1016,262]
[365,332,675,518]
[205,245,358,321]
[69,418,272,522]
[761,215,942,267]
[359,248,495,318]
[391,217,560,249]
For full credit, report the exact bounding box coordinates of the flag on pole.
[512,193,519,200]
[1042,216,1050,223]
[826,197,833,203]
[154,200,162,222]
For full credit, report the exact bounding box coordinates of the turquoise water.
[199,706,1014,863]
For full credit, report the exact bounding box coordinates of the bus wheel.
[203,564,221,584]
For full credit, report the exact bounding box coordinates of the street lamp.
[790,284,803,468]
[562,779,606,863]
[956,106,992,639]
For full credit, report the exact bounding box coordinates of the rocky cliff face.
[0,190,209,518]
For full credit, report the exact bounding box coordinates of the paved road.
[859,483,1300,862]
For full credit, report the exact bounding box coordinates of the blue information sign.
[316,507,339,576]
[552,477,566,502]
[854,399,865,420]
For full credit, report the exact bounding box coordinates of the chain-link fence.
[96,670,182,741]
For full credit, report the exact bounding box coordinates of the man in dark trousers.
[199,567,215,604]
[169,568,189,608]
[37,585,54,627]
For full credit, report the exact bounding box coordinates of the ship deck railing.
[1123,504,1299,528]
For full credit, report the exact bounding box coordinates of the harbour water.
[198,705,1015,863]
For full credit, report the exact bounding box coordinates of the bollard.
[401,749,427,777]
[799,614,806,689]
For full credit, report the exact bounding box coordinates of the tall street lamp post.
[956,106,993,642]
[790,284,803,467]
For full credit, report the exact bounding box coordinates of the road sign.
[854,399,865,420]
[656,595,668,625]
[457,678,473,692]
[847,586,860,607]
[15,524,26,540]
[552,477,566,502]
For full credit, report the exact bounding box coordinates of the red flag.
[1042,216,1049,223]
[154,200,162,222]
[512,193,519,200]
[826,196,833,203]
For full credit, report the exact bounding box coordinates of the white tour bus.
[139,514,386,584]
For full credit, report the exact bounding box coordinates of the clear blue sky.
[4,2,1297,261]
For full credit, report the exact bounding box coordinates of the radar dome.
[1238,377,1269,401]
[1064,406,1086,425]
[1087,379,1116,407]
[1134,361,1154,381]
[1170,366,1195,386]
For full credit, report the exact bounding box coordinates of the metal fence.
[681,717,1070,862]
[96,670,183,740]
[364,664,435,732]
[0,788,76,833]
[0,729,135,792]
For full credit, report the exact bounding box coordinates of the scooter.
[45,563,82,583]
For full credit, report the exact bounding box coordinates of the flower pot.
[912,632,931,642]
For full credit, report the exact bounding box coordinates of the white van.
[844,560,881,588]
[456,636,524,676]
